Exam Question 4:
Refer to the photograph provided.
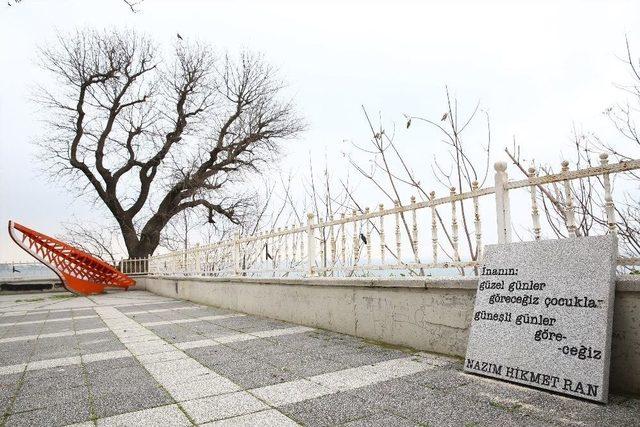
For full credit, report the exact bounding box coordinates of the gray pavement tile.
[45,311,76,320]
[223,338,284,355]
[23,365,83,382]
[96,404,191,426]
[341,412,417,426]
[40,320,75,331]
[11,313,49,322]
[279,391,377,427]
[31,348,80,360]
[3,326,42,338]
[88,366,159,394]
[93,387,174,418]
[0,341,37,355]
[84,356,139,373]
[74,319,107,330]
[12,384,88,412]
[146,325,205,343]
[5,399,91,427]
[523,391,640,426]
[78,339,126,354]
[76,331,117,343]
[351,377,447,411]
[210,359,300,389]
[127,313,163,323]
[401,367,471,392]
[264,353,351,377]
[331,347,409,367]
[155,311,197,321]
[412,392,539,427]
[186,323,238,337]
[211,316,279,331]
[181,307,236,317]
[186,346,245,366]
[0,374,23,416]
[118,303,184,313]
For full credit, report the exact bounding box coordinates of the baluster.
[266,232,272,268]
[284,227,289,266]
[341,213,346,265]
[430,191,438,265]
[395,201,401,264]
[528,167,541,240]
[299,224,305,262]
[306,213,316,276]
[317,220,324,271]
[330,215,336,266]
[561,160,577,237]
[379,204,385,265]
[472,181,483,260]
[450,187,460,262]
[410,196,418,260]
[365,207,372,265]
[352,210,359,264]
[291,227,297,263]
[600,154,616,233]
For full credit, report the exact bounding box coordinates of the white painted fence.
[120,154,640,278]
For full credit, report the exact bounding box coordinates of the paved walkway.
[0,291,637,426]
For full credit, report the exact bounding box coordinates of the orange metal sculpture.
[8,221,135,295]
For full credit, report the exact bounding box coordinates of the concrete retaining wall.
[135,275,640,395]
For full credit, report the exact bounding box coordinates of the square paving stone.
[96,403,191,426]
[410,390,537,427]
[264,352,351,377]
[93,387,173,418]
[84,356,139,373]
[3,326,42,338]
[0,374,23,416]
[79,338,125,354]
[211,359,300,389]
[187,346,245,367]
[331,347,409,367]
[12,384,88,413]
[279,390,377,427]
[351,377,447,411]
[23,365,84,385]
[341,412,417,426]
[88,366,160,395]
[6,398,91,427]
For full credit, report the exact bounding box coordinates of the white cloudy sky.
[1,0,639,262]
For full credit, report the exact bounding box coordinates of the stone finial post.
[561,160,577,237]
[600,153,617,233]
[494,161,512,244]
[528,166,541,240]
[306,212,316,276]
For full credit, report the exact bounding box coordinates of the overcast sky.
[1,0,639,262]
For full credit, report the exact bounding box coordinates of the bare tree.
[60,221,121,264]
[37,29,304,259]
[504,37,640,261]
[347,89,491,274]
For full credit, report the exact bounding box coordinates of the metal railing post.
[233,233,240,276]
[307,212,316,276]
[194,244,201,275]
[494,161,512,244]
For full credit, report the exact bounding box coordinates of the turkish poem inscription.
[464,235,617,402]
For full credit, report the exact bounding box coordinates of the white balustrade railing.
[119,154,640,278]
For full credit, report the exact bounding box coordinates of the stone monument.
[464,235,617,402]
